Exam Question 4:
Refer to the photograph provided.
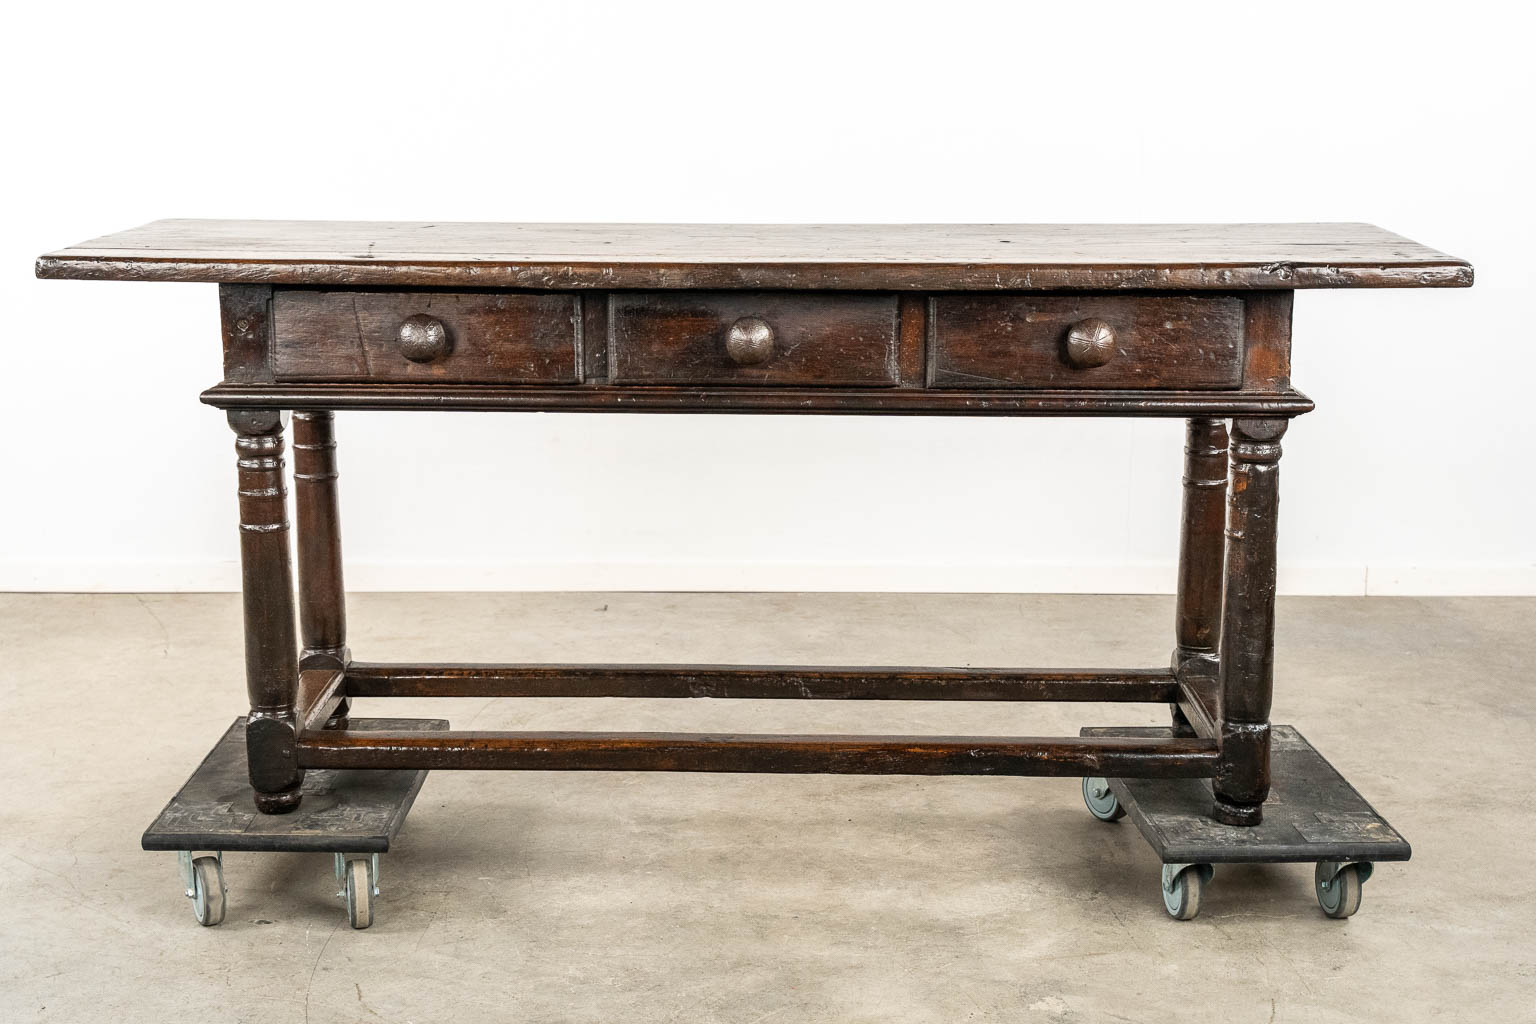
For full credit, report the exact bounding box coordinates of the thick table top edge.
[35,220,1473,290]
[200,382,1316,417]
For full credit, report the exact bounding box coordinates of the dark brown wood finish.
[1176,673,1220,741]
[37,221,1471,832]
[929,294,1245,389]
[342,663,1179,702]
[297,728,1218,777]
[219,284,275,384]
[1213,417,1288,825]
[1239,291,1294,391]
[1174,419,1230,676]
[291,411,349,683]
[200,382,1316,417]
[295,669,346,735]
[1170,417,1230,737]
[607,292,899,386]
[272,290,582,383]
[896,294,926,385]
[580,292,609,383]
[37,221,1472,290]
[227,409,304,813]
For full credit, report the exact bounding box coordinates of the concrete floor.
[1,593,1532,1022]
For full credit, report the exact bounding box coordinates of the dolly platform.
[143,717,445,928]
[1081,725,1410,919]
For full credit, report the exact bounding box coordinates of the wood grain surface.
[608,291,899,385]
[272,289,582,383]
[341,663,1181,702]
[296,727,1219,777]
[36,220,1471,290]
[929,294,1246,389]
[199,381,1316,416]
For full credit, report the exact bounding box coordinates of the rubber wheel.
[191,856,226,927]
[1162,865,1208,920]
[345,858,373,930]
[1316,863,1363,919]
[1082,777,1126,822]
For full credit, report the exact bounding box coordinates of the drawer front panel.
[930,295,1245,389]
[272,290,582,383]
[608,292,899,386]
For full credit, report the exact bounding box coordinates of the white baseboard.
[1362,564,1536,596]
[3,560,1534,596]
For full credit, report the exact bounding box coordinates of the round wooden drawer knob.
[1064,318,1117,368]
[398,314,450,363]
[725,316,776,365]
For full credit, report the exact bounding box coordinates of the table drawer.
[930,295,1245,389]
[272,290,582,383]
[608,292,899,386]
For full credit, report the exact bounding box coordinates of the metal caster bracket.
[1316,860,1374,886]
[1161,862,1214,889]
[177,849,222,898]
[335,852,381,898]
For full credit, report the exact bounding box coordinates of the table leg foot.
[253,788,303,814]
[246,710,303,814]
[1210,796,1262,826]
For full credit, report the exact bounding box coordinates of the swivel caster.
[178,850,226,927]
[1082,777,1126,822]
[336,853,380,929]
[1161,862,1213,920]
[1315,861,1372,919]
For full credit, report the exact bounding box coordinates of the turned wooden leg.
[292,410,350,728]
[1171,418,1229,735]
[1212,417,1287,826]
[230,410,304,814]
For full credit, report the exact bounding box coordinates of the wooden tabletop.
[36,220,1471,291]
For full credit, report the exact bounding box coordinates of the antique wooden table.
[38,222,1470,924]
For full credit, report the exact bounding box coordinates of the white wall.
[5,1,1532,595]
